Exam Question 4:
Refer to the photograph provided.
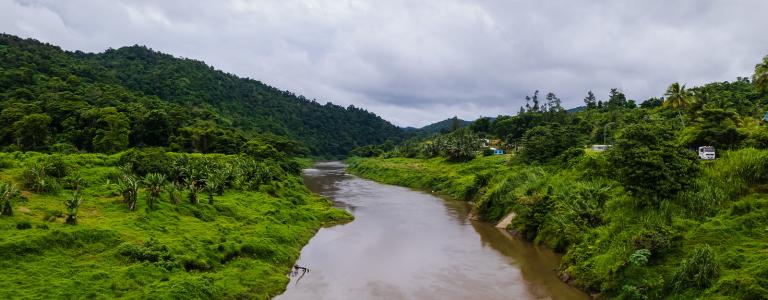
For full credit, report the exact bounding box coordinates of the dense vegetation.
[0,34,402,156]
[349,55,768,299]
[0,150,351,298]
[0,34,369,298]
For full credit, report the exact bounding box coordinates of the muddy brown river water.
[275,162,589,300]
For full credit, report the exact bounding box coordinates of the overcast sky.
[2,0,767,127]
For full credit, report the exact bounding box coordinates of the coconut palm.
[663,82,695,110]
[144,173,166,210]
[663,82,696,126]
[0,182,17,217]
[753,55,768,93]
[64,191,83,225]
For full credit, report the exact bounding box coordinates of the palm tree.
[0,182,17,217]
[117,175,140,211]
[144,173,166,210]
[663,82,696,125]
[754,55,768,94]
[166,182,182,204]
[204,171,226,205]
[67,173,86,192]
[64,191,83,225]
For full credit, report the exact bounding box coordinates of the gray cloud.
[2,0,767,127]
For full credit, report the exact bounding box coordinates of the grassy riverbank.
[0,152,351,299]
[348,153,768,299]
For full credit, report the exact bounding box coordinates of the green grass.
[347,155,510,200]
[349,151,768,299]
[0,152,351,299]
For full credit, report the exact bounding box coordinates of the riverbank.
[0,152,352,299]
[347,152,768,299]
[279,161,588,300]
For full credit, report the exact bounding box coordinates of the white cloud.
[2,0,767,127]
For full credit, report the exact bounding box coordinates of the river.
[275,162,589,300]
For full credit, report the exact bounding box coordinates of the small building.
[591,144,611,152]
[698,146,716,160]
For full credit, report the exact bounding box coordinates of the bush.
[519,124,582,163]
[607,124,699,207]
[42,154,69,178]
[21,162,61,193]
[117,239,173,263]
[436,128,481,162]
[350,145,383,157]
[118,148,171,176]
[16,221,32,230]
[671,244,720,291]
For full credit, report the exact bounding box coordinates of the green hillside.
[0,34,402,156]
[348,55,768,299]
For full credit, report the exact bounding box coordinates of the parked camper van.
[698,146,716,160]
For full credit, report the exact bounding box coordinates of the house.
[591,144,611,152]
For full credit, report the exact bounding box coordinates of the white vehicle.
[698,146,716,160]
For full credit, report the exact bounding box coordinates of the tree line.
[0,34,403,156]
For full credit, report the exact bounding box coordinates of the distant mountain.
[0,34,403,155]
[414,117,472,133]
[566,106,587,113]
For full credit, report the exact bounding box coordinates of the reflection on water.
[275,162,588,300]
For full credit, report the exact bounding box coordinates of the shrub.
[519,124,581,163]
[0,181,17,217]
[629,249,651,266]
[350,145,384,157]
[64,192,83,225]
[607,124,699,207]
[435,128,481,162]
[117,174,140,211]
[43,154,69,178]
[671,244,720,291]
[118,148,171,176]
[22,162,61,193]
[16,221,32,230]
[144,173,166,210]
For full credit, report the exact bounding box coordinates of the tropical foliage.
[350,52,768,299]
[0,34,402,156]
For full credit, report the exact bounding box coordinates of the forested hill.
[0,34,402,156]
[408,117,472,133]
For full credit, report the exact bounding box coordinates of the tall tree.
[663,82,695,110]
[753,55,768,94]
[144,173,166,210]
[584,91,597,109]
[12,113,51,150]
[546,92,562,112]
[450,116,461,131]
[663,82,697,125]
[531,90,541,113]
[607,88,628,109]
